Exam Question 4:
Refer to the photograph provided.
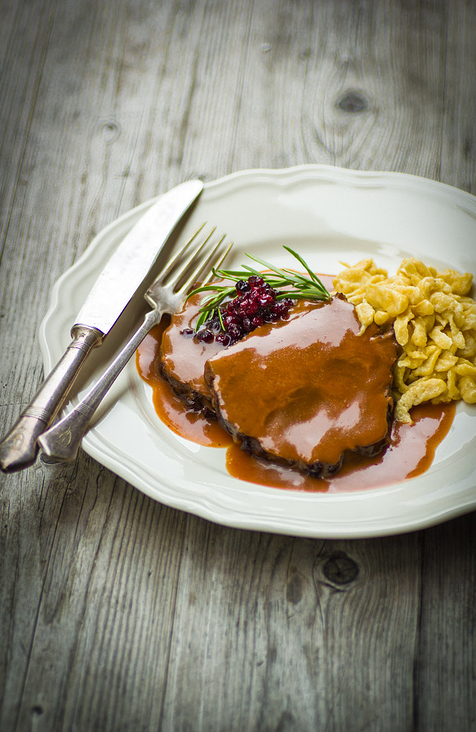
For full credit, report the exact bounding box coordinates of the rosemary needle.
[187,246,331,330]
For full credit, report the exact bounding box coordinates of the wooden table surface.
[1,1,475,730]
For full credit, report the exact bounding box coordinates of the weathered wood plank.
[439,0,476,192]
[160,525,421,731]
[416,512,476,731]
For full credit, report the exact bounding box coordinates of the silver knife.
[0,179,203,472]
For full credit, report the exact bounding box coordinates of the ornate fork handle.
[0,325,103,472]
[39,308,162,463]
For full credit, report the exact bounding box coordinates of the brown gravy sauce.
[136,321,455,493]
[225,401,455,492]
[136,321,232,448]
[204,294,397,468]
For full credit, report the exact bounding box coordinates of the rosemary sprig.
[187,246,331,330]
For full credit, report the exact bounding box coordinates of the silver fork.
[38,225,232,463]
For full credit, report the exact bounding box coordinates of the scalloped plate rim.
[39,165,476,538]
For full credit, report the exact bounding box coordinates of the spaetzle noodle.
[333,258,476,423]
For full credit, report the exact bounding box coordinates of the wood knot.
[323,551,359,585]
[336,92,369,114]
[101,120,121,144]
[286,572,304,604]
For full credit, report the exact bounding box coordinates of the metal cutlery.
[38,226,232,463]
[0,179,203,472]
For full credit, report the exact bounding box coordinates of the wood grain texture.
[1,0,475,730]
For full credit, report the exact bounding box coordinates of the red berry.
[242,316,253,332]
[236,280,251,294]
[216,332,231,346]
[194,329,214,343]
[248,275,264,287]
[224,314,241,328]
[228,324,243,341]
[272,301,288,317]
[241,299,259,316]
[258,293,275,307]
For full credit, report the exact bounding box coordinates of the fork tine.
[159,222,207,280]
[178,235,230,293]
[201,241,233,285]
[167,227,216,286]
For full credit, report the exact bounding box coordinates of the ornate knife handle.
[38,308,161,464]
[0,325,103,473]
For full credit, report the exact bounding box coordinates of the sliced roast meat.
[204,295,398,478]
[159,292,226,415]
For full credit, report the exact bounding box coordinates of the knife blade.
[0,178,203,472]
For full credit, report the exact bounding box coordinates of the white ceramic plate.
[40,165,476,538]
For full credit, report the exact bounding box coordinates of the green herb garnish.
[187,246,331,331]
